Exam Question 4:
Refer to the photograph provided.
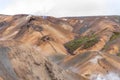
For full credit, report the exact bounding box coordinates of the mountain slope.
[0,14,120,80]
[0,42,87,80]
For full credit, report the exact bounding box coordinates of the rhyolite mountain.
[0,14,120,80]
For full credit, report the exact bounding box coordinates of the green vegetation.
[82,37,98,49]
[64,34,99,53]
[102,32,120,50]
[117,52,120,56]
[110,32,120,41]
[102,45,109,50]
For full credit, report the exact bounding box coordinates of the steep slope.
[59,51,120,79]
[60,16,120,79]
[0,15,74,61]
[0,42,87,80]
[64,16,120,55]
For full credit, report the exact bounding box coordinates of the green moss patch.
[82,37,99,49]
[64,34,99,54]
[117,52,120,57]
[110,32,120,41]
[102,32,120,51]
[102,45,109,51]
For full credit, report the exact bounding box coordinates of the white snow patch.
[26,15,32,20]
[62,18,67,21]
[80,20,84,23]
[90,72,120,80]
[89,55,102,64]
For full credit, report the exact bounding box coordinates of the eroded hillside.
[0,14,120,80]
